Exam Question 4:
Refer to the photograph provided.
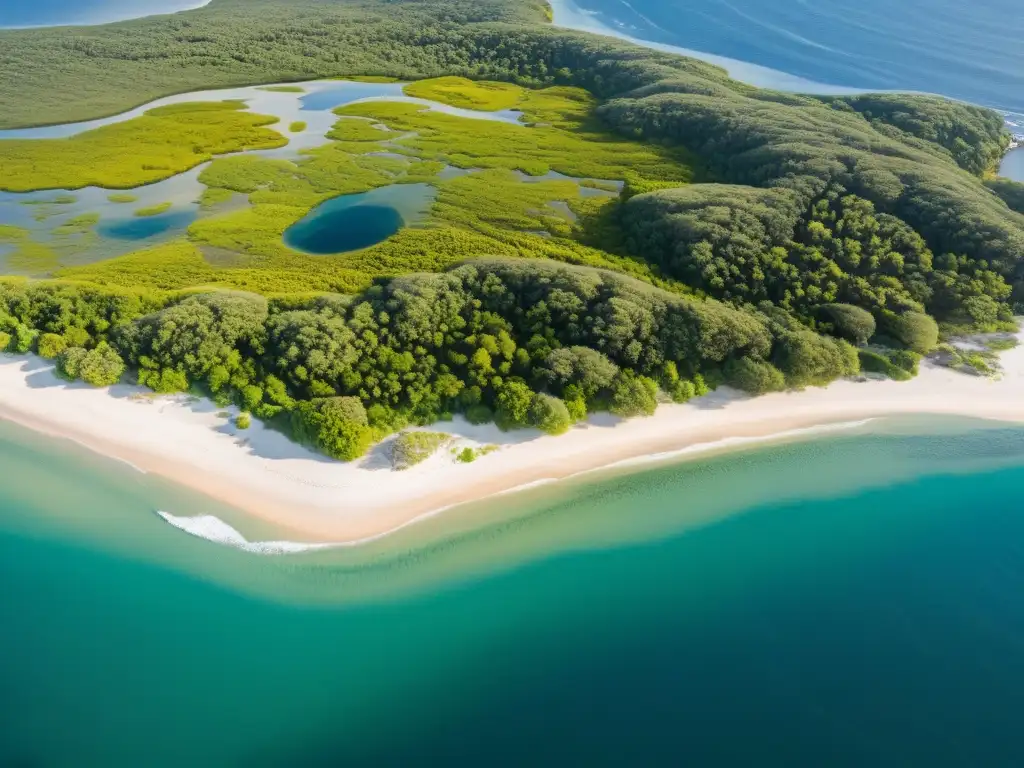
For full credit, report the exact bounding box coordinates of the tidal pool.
[283,183,436,254]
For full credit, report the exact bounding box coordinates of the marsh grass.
[0,101,287,193]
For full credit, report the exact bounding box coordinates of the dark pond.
[283,183,435,255]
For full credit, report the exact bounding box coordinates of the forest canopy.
[0,0,1021,458]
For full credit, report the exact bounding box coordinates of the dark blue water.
[570,0,1024,113]
[284,184,435,254]
[97,210,195,241]
[0,0,206,28]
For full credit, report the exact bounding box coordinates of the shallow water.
[563,0,1024,113]
[4,416,1024,764]
[0,0,207,28]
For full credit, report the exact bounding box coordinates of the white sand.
[2,338,1024,545]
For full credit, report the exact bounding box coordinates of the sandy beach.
[2,337,1024,545]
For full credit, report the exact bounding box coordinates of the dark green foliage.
[858,349,917,381]
[772,328,859,388]
[986,178,1024,215]
[609,370,658,417]
[725,357,786,395]
[292,396,372,461]
[818,304,876,345]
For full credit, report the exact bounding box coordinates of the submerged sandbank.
[1,333,1024,547]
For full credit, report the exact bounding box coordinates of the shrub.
[56,347,88,380]
[235,412,252,429]
[528,393,571,435]
[292,396,372,461]
[0,331,10,352]
[819,304,876,345]
[465,403,493,425]
[609,371,658,417]
[36,333,68,359]
[495,380,534,429]
[456,446,477,463]
[857,350,914,381]
[56,344,124,386]
[724,357,786,394]
[882,311,939,353]
[390,431,450,470]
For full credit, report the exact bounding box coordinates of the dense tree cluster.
[1,258,866,458]
[620,185,1013,329]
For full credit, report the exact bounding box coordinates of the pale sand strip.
[2,335,1023,544]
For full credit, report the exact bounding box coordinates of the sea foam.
[156,511,340,555]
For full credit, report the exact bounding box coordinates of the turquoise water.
[283,183,436,255]
[569,0,1024,114]
[4,416,1024,764]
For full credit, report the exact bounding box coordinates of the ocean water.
[565,0,1024,114]
[0,0,207,28]
[4,416,1024,765]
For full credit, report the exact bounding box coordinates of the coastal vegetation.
[0,0,1021,459]
[390,431,450,469]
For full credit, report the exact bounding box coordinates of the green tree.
[36,332,68,359]
[495,380,534,429]
[609,371,658,417]
[292,396,372,461]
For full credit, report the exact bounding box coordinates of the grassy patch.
[54,213,100,234]
[0,101,286,192]
[326,118,391,142]
[289,121,307,132]
[134,202,173,217]
[257,85,305,93]
[107,193,138,203]
[390,431,450,469]
[334,75,400,83]
[404,76,522,111]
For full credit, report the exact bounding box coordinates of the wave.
[156,511,341,555]
[156,418,875,555]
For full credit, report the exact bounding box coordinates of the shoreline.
[3,336,1024,547]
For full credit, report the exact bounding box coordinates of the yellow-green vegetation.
[257,85,305,93]
[289,121,307,132]
[0,101,286,192]
[404,76,522,111]
[454,444,499,463]
[55,79,693,294]
[235,412,252,429]
[54,213,100,234]
[326,118,390,142]
[134,202,173,217]
[0,225,58,272]
[199,187,235,209]
[390,431,450,470]
[335,85,696,182]
[107,193,138,204]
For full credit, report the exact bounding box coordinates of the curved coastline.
[2,332,1024,547]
